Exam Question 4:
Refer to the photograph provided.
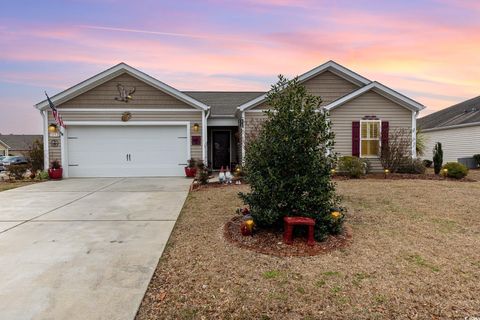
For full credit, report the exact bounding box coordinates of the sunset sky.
[1,0,479,134]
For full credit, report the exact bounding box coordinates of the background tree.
[416,128,426,157]
[433,142,443,174]
[28,139,44,174]
[239,76,342,241]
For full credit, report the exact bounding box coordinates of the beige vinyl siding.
[47,111,203,165]
[244,111,268,144]
[58,73,197,109]
[250,70,360,110]
[303,70,360,105]
[423,125,480,163]
[0,144,8,156]
[329,90,412,171]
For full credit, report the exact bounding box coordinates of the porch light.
[193,123,200,132]
[48,123,58,133]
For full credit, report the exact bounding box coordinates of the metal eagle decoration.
[114,83,136,102]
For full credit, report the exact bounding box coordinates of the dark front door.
[213,131,230,169]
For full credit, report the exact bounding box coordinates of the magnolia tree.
[239,76,343,241]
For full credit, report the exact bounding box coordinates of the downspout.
[41,109,49,170]
[241,111,246,165]
[203,108,211,164]
[412,110,418,159]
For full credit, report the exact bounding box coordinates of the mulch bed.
[333,173,477,182]
[224,216,352,257]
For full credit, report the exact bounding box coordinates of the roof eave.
[34,63,210,111]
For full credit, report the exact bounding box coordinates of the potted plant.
[48,160,63,180]
[184,158,197,178]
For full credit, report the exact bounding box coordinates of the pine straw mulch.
[136,179,480,320]
[224,216,352,257]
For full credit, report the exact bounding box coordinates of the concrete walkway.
[0,178,191,320]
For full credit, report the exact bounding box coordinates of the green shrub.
[36,170,49,180]
[195,161,210,185]
[337,156,366,178]
[422,159,433,168]
[433,142,443,174]
[6,164,29,180]
[397,159,426,174]
[239,76,340,241]
[442,162,468,179]
[473,154,480,167]
[28,139,44,173]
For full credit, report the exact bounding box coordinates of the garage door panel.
[66,125,188,177]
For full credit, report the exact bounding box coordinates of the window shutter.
[352,121,360,157]
[381,121,389,148]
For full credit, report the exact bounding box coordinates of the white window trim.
[359,119,382,158]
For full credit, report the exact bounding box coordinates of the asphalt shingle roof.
[182,91,265,116]
[418,96,480,130]
[0,134,43,151]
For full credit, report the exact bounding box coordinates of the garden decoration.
[283,217,316,246]
[225,166,233,184]
[331,210,342,220]
[48,160,63,180]
[384,168,390,179]
[218,166,226,183]
[184,158,197,177]
[442,168,448,177]
[330,168,336,176]
[240,220,254,236]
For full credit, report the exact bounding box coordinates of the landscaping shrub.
[433,142,443,174]
[6,164,29,180]
[240,76,341,241]
[442,162,468,179]
[380,128,411,172]
[195,161,210,185]
[36,170,49,180]
[422,159,433,168]
[337,156,366,178]
[473,154,480,167]
[397,159,426,174]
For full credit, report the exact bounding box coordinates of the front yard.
[136,177,480,319]
[0,180,37,192]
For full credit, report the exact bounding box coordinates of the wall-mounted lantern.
[193,123,200,132]
[48,123,59,137]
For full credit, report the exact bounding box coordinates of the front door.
[212,131,230,169]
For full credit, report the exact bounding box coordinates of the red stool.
[283,217,316,246]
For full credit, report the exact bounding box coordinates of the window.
[360,120,381,157]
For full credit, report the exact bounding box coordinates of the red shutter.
[381,121,389,149]
[352,121,360,157]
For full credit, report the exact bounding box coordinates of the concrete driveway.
[0,177,191,320]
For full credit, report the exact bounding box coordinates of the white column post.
[41,110,49,170]
[412,110,417,158]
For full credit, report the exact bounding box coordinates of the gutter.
[422,121,480,132]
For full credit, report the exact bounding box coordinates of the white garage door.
[66,125,188,177]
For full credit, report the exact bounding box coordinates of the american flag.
[45,92,66,130]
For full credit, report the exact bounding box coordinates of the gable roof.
[35,63,210,111]
[0,139,10,149]
[0,135,42,151]
[418,96,480,131]
[183,91,264,116]
[238,60,371,111]
[324,81,425,112]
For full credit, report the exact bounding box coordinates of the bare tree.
[380,128,411,172]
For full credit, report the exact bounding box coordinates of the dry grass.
[0,181,37,192]
[136,179,480,320]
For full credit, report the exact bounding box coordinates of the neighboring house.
[34,61,424,178]
[0,139,9,156]
[418,96,480,165]
[0,134,42,156]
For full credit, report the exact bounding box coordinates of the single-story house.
[34,61,425,178]
[418,96,480,166]
[0,134,43,156]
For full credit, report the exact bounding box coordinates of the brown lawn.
[136,177,480,320]
[0,181,38,192]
